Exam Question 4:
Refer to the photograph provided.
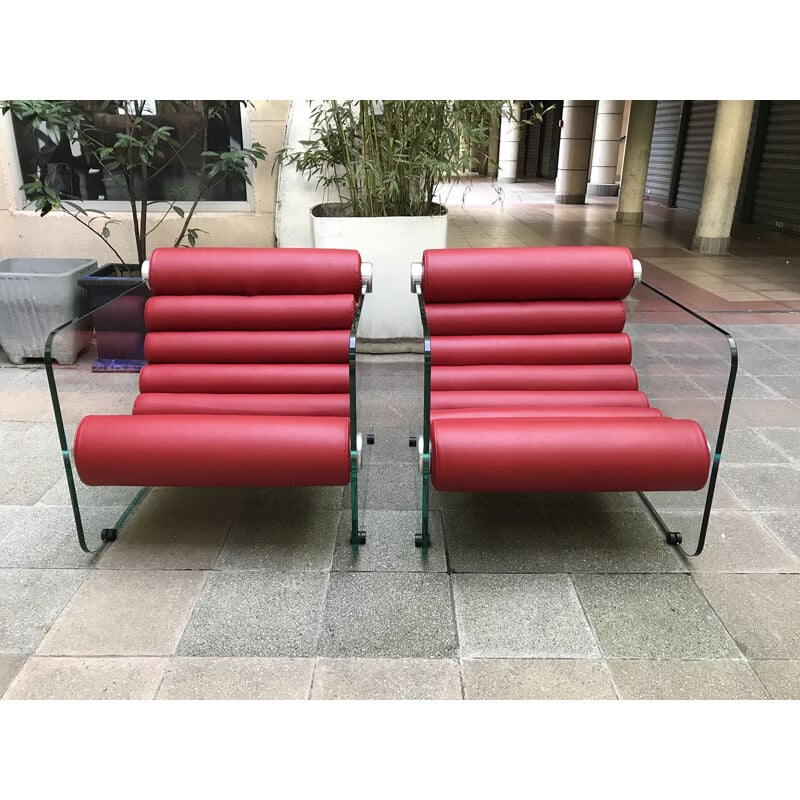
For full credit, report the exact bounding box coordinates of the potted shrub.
[278,100,531,341]
[1,100,268,367]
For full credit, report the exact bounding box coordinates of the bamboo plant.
[280,100,544,217]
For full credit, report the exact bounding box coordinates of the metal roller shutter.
[644,101,682,204]
[537,101,562,180]
[751,101,800,233]
[675,101,717,211]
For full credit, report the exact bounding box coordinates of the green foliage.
[278,100,546,217]
[0,100,269,266]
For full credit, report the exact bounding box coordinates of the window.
[10,100,253,208]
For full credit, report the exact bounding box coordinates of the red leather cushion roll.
[144,330,350,364]
[426,300,626,335]
[431,364,639,392]
[430,390,650,410]
[422,246,634,302]
[145,294,356,332]
[74,414,350,487]
[139,363,349,394]
[133,393,350,417]
[431,334,632,366]
[148,247,362,297]
[430,406,663,421]
[430,417,710,492]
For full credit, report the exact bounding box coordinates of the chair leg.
[414,451,431,557]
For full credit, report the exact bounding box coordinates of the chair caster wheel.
[101,528,117,542]
[366,434,375,445]
[409,436,417,447]
[666,531,682,546]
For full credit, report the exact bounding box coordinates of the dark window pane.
[12,100,248,203]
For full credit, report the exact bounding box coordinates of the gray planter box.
[0,258,97,364]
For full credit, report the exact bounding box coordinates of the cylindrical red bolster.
[133,393,350,417]
[431,333,632,366]
[139,363,349,394]
[422,246,634,302]
[431,364,639,392]
[430,390,651,410]
[144,330,350,364]
[425,300,627,335]
[430,406,663,421]
[145,294,356,331]
[74,414,351,487]
[148,247,362,297]
[430,417,710,492]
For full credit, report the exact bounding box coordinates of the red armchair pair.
[411,246,736,556]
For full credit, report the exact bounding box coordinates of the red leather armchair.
[411,246,719,554]
[72,247,372,550]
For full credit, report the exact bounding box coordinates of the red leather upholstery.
[426,300,626,336]
[139,363,349,394]
[422,246,634,302]
[431,365,639,392]
[432,333,632,366]
[133,393,350,417]
[144,330,350,364]
[73,247,362,490]
[148,247,362,297]
[430,390,651,410]
[420,246,712,495]
[430,418,710,492]
[146,294,356,331]
[75,415,350,487]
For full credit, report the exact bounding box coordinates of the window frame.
[4,101,258,214]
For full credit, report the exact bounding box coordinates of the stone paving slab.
[3,656,168,700]
[461,658,617,700]
[0,569,88,654]
[157,657,315,700]
[606,659,768,700]
[0,656,25,694]
[754,512,800,558]
[320,572,457,658]
[452,574,599,659]
[37,570,207,656]
[694,574,800,659]
[669,510,800,573]
[332,510,447,572]
[311,658,462,699]
[0,506,118,569]
[721,465,800,510]
[177,572,328,658]
[572,574,740,659]
[216,508,339,572]
[748,660,800,699]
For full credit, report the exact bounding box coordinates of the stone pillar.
[691,100,755,254]
[497,101,522,182]
[615,100,657,225]
[554,101,596,204]
[587,100,625,196]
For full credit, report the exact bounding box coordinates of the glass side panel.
[626,281,737,556]
[45,286,150,551]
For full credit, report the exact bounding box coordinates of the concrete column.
[615,100,657,225]
[587,100,625,196]
[497,101,522,182]
[691,100,755,254]
[554,101,596,204]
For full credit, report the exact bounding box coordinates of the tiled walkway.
[1,181,798,699]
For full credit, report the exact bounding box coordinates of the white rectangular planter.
[0,258,96,364]
[311,207,447,341]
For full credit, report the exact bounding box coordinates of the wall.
[0,100,290,262]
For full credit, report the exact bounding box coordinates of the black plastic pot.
[77,263,151,371]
